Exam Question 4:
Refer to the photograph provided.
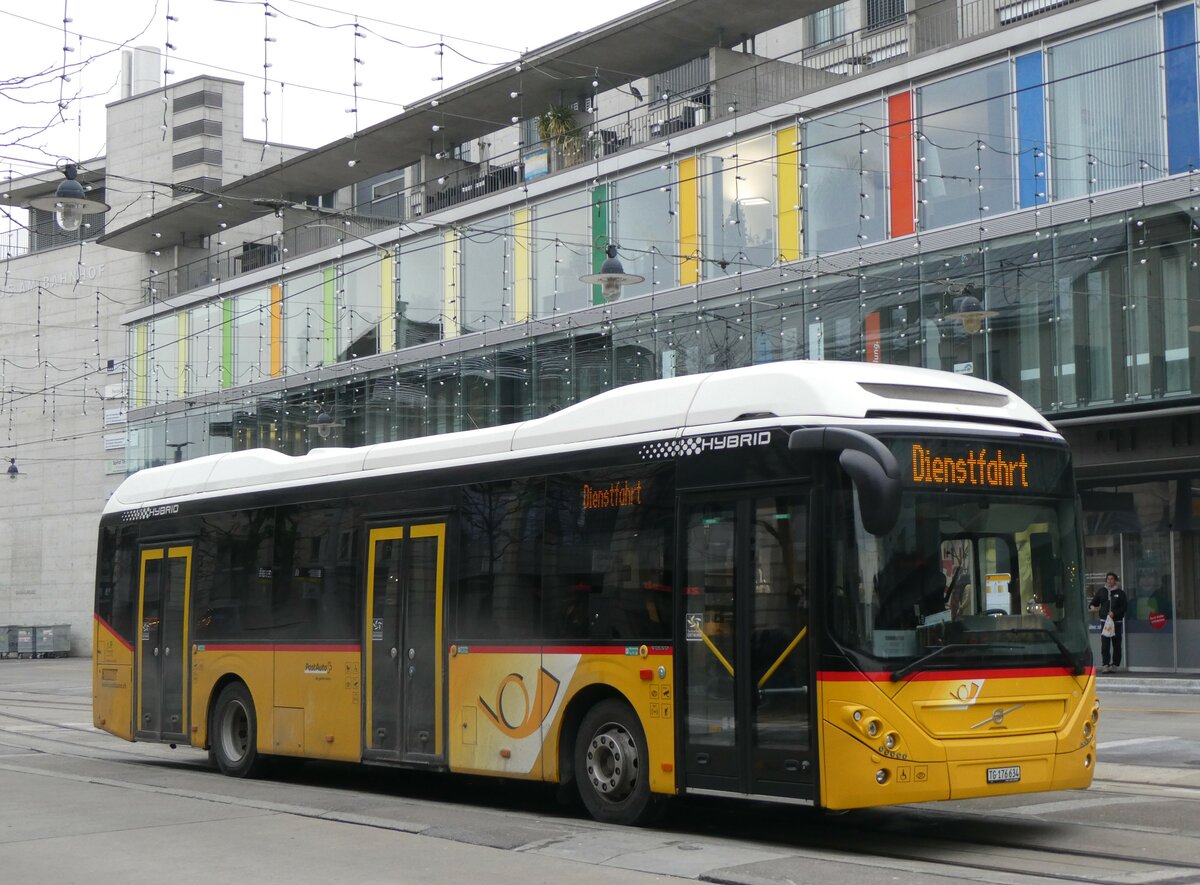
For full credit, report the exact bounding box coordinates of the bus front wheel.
[210,682,264,778]
[574,699,659,825]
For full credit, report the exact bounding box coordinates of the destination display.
[885,436,1072,496]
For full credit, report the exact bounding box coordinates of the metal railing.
[145,214,396,302]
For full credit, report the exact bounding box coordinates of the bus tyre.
[575,699,659,825]
[211,682,264,778]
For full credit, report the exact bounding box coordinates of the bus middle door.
[679,491,814,801]
[136,543,193,742]
[364,521,446,764]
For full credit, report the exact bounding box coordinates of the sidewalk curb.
[1096,677,1200,695]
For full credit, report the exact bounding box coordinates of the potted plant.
[535,104,582,169]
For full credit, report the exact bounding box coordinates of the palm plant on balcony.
[535,104,582,169]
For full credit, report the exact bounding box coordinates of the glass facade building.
[121,3,1200,670]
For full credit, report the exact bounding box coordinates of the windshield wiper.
[1001,626,1085,675]
[890,643,981,682]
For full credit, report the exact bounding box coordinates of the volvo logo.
[971,703,1025,729]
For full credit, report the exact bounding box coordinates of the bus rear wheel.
[574,699,659,825]
[210,682,264,778]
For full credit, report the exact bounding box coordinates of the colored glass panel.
[888,92,915,237]
[1015,52,1046,208]
[1165,5,1200,175]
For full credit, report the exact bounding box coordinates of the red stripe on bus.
[93,613,133,652]
[463,645,672,656]
[198,644,361,653]
[818,666,1088,682]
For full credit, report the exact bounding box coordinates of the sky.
[1,0,652,180]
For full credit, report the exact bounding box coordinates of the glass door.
[680,492,813,799]
[364,522,446,762]
[136,544,192,741]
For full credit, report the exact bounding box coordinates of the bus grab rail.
[788,427,900,536]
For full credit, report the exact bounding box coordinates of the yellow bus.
[93,361,1097,824]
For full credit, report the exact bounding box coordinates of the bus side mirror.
[789,428,900,536]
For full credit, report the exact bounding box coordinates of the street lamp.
[943,283,998,334]
[307,410,343,440]
[6,458,18,480]
[580,244,644,302]
[27,164,109,233]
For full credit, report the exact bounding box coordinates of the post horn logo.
[479,668,561,739]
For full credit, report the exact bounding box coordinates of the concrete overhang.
[98,0,813,253]
[1,161,106,208]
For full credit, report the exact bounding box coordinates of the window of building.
[533,190,591,317]
[804,100,887,254]
[232,288,270,387]
[917,63,1016,231]
[151,314,181,405]
[282,270,325,374]
[338,254,385,361]
[808,2,848,46]
[703,133,777,276]
[1047,18,1164,200]
[397,235,445,349]
[461,214,511,331]
[612,166,675,296]
[866,0,906,30]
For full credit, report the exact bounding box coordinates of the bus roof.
[105,361,1054,513]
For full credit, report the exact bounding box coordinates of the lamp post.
[27,164,109,233]
[6,458,18,480]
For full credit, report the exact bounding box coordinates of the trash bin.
[16,626,35,658]
[34,625,70,658]
[0,625,18,658]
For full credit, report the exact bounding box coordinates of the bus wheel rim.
[585,723,637,802]
[221,700,249,763]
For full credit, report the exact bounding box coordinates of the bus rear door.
[363,521,447,764]
[679,491,814,801]
[136,543,193,742]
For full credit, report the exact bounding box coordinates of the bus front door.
[136,544,192,742]
[680,493,814,800]
[364,522,446,764]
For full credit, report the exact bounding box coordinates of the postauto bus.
[93,361,1097,824]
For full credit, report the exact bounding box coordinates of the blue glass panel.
[1015,52,1047,208]
[1164,6,1200,175]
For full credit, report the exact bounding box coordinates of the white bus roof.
[105,361,1055,513]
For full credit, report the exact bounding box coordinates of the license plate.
[987,766,1021,784]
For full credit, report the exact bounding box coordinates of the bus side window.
[455,480,542,641]
[194,510,275,641]
[541,467,673,641]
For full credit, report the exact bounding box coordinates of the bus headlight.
[875,768,889,784]
[885,732,898,750]
[867,719,881,738]
[1082,721,1092,739]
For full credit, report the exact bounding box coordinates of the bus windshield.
[828,435,1090,676]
